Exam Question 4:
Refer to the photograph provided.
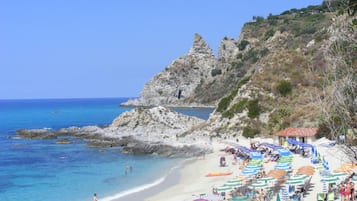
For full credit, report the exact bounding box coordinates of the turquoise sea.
[0,98,213,201]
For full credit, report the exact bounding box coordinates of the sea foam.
[100,165,181,201]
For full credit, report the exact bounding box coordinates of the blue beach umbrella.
[245,164,260,168]
[250,152,263,160]
[241,170,258,176]
[275,166,291,171]
[323,157,330,171]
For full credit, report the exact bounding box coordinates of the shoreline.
[119,104,215,109]
[145,141,234,201]
[100,159,193,201]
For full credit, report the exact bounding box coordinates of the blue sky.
[0,0,322,99]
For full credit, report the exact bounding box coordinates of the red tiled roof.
[273,127,318,137]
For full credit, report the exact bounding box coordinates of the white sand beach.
[142,137,356,201]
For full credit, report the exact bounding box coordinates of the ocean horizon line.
[0,96,137,101]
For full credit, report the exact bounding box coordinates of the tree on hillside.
[316,0,357,161]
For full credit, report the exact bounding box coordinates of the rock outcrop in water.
[16,106,210,157]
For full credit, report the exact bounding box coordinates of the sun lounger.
[327,192,334,201]
[317,193,325,201]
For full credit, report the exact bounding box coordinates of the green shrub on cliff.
[276,80,292,96]
[238,40,250,51]
[247,99,260,119]
[242,126,259,138]
[211,68,222,77]
[217,76,250,113]
[222,98,248,118]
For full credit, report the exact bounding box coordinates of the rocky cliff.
[124,3,357,139]
[122,34,217,107]
[121,32,251,107]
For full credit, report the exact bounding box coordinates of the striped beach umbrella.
[258,176,276,182]
[216,185,232,192]
[289,174,309,180]
[321,176,339,184]
[285,179,304,186]
[275,165,291,171]
[241,169,258,175]
[250,182,268,189]
[224,179,243,187]
[330,172,348,178]
[352,176,357,182]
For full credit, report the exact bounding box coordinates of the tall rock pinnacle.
[188,33,214,57]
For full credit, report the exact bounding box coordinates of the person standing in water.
[93,193,98,201]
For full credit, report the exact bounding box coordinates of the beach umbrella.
[268,169,286,179]
[330,172,348,178]
[277,149,292,156]
[243,166,261,171]
[224,179,243,187]
[257,177,277,187]
[296,171,314,176]
[321,176,339,184]
[250,182,268,189]
[275,165,291,171]
[245,164,260,168]
[275,163,291,170]
[250,152,263,160]
[258,176,276,182]
[216,185,232,192]
[352,176,357,182]
[289,174,309,181]
[241,169,258,175]
[285,179,305,186]
[297,166,315,175]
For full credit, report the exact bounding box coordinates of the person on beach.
[350,182,355,201]
[346,183,351,201]
[340,184,346,201]
[93,193,98,201]
[259,189,266,201]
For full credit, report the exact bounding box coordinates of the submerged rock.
[56,138,71,144]
[16,129,57,139]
